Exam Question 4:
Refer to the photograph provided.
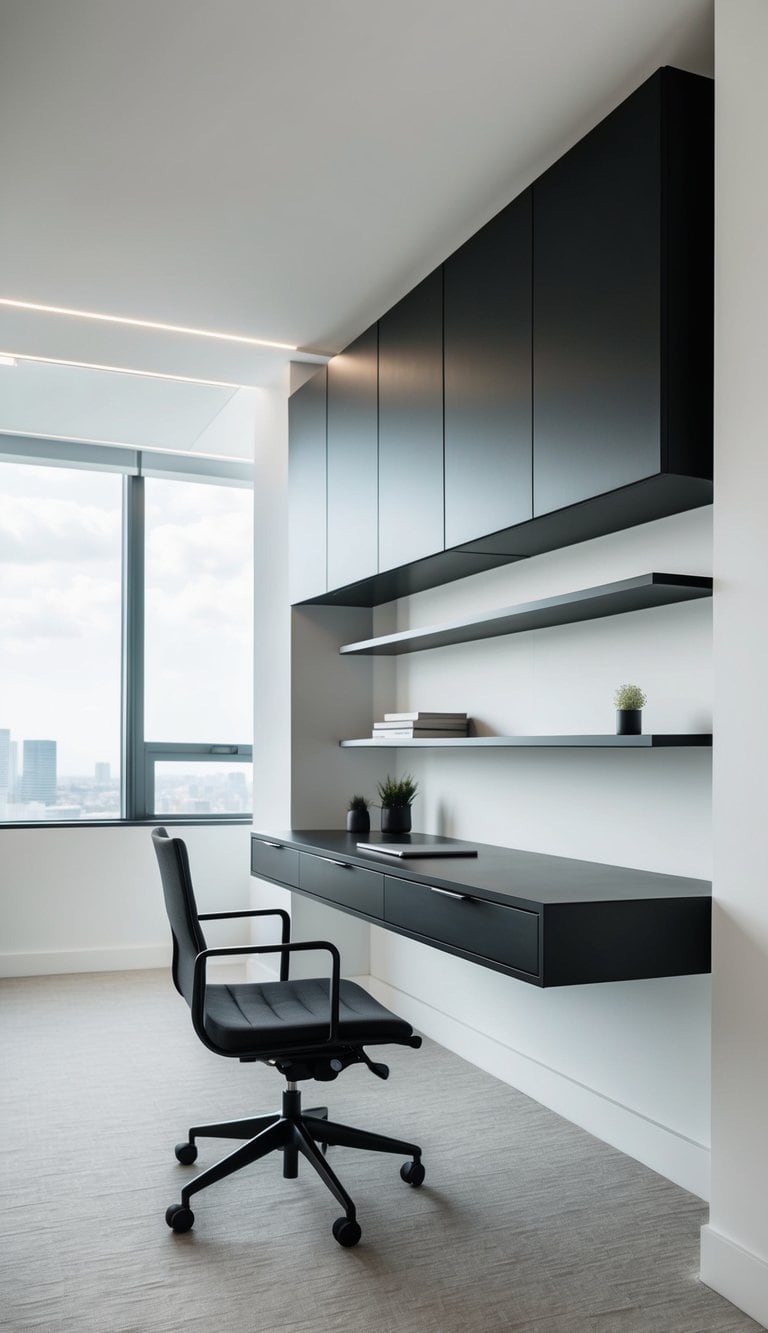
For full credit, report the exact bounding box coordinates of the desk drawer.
[251,838,300,888]
[384,876,539,976]
[299,853,384,919]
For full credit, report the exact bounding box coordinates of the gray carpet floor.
[0,969,761,1333]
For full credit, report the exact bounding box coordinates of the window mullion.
[122,475,146,819]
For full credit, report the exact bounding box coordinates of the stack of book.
[371,711,469,740]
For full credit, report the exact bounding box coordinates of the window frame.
[0,433,253,826]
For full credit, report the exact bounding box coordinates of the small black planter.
[381,805,412,834]
[346,808,370,833]
[616,709,642,735]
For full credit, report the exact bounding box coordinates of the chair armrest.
[192,940,342,1048]
[197,909,291,980]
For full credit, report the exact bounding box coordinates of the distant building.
[21,740,57,806]
[0,729,9,802]
[94,763,111,785]
[186,799,211,814]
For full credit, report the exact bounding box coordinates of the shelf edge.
[338,572,713,657]
[340,734,713,748]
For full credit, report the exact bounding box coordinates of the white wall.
[366,506,713,1198]
[700,2,768,1323]
[0,823,253,976]
[247,358,714,1197]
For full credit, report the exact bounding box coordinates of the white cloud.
[0,495,121,563]
[0,566,121,643]
[146,510,252,586]
[146,570,251,634]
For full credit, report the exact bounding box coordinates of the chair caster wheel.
[166,1204,194,1233]
[400,1159,425,1187]
[332,1215,361,1248]
[175,1142,198,1165]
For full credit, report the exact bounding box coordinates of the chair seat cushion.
[203,978,414,1055]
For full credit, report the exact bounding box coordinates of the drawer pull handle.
[430,886,473,902]
[262,841,284,849]
[317,857,352,869]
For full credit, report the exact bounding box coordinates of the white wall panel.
[366,506,712,1193]
[701,3,768,1324]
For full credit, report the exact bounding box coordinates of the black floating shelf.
[340,734,712,749]
[338,572,712,657]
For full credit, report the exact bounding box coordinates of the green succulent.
[376,773,418,809]
[613,683,647,710]
[348,794,370,812]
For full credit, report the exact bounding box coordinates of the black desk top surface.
[251,829,711,912]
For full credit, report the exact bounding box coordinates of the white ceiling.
[0,0,713,453]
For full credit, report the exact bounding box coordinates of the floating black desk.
[251,831,711,988]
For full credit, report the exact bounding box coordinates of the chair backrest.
[152,827,207,1006]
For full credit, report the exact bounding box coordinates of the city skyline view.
[0,728,111,784]
[0,725,252,820]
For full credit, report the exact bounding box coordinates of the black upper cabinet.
[378,269,444,572]
[444,191,533,549]
[288,367,327,603]
[662,69,715,477]
[533,67,713,517]
[288,66,713,606]
[326,325,379,589]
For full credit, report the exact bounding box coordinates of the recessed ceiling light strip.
[0,349,251,389]
[0,297,298,351]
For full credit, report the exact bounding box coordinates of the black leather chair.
[152,827,424,1247]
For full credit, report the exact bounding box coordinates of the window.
[140,475,253,817]
[0,462,123,820]
[0,444,253,824]
[144,477,253,744]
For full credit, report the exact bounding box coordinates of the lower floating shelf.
[340,734,712,748]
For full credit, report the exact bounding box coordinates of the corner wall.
[700,2,768,1323]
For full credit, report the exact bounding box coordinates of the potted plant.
[613,683,647,735]
[377,774,418,834]
[346,794,370,834]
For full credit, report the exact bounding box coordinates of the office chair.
[152,827,424,1247]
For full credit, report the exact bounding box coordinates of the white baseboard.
[366,974,711,1201]
[0,947,370,983]
[0,945,174,977]
[700,1225,768,1327]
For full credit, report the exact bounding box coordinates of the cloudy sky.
[0,460,252,776]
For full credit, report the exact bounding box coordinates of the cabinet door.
[378,269,443,571]
[288,367,327,603]
[444,192,533,547]
[533,74,662,516]
[326,325,378,590]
